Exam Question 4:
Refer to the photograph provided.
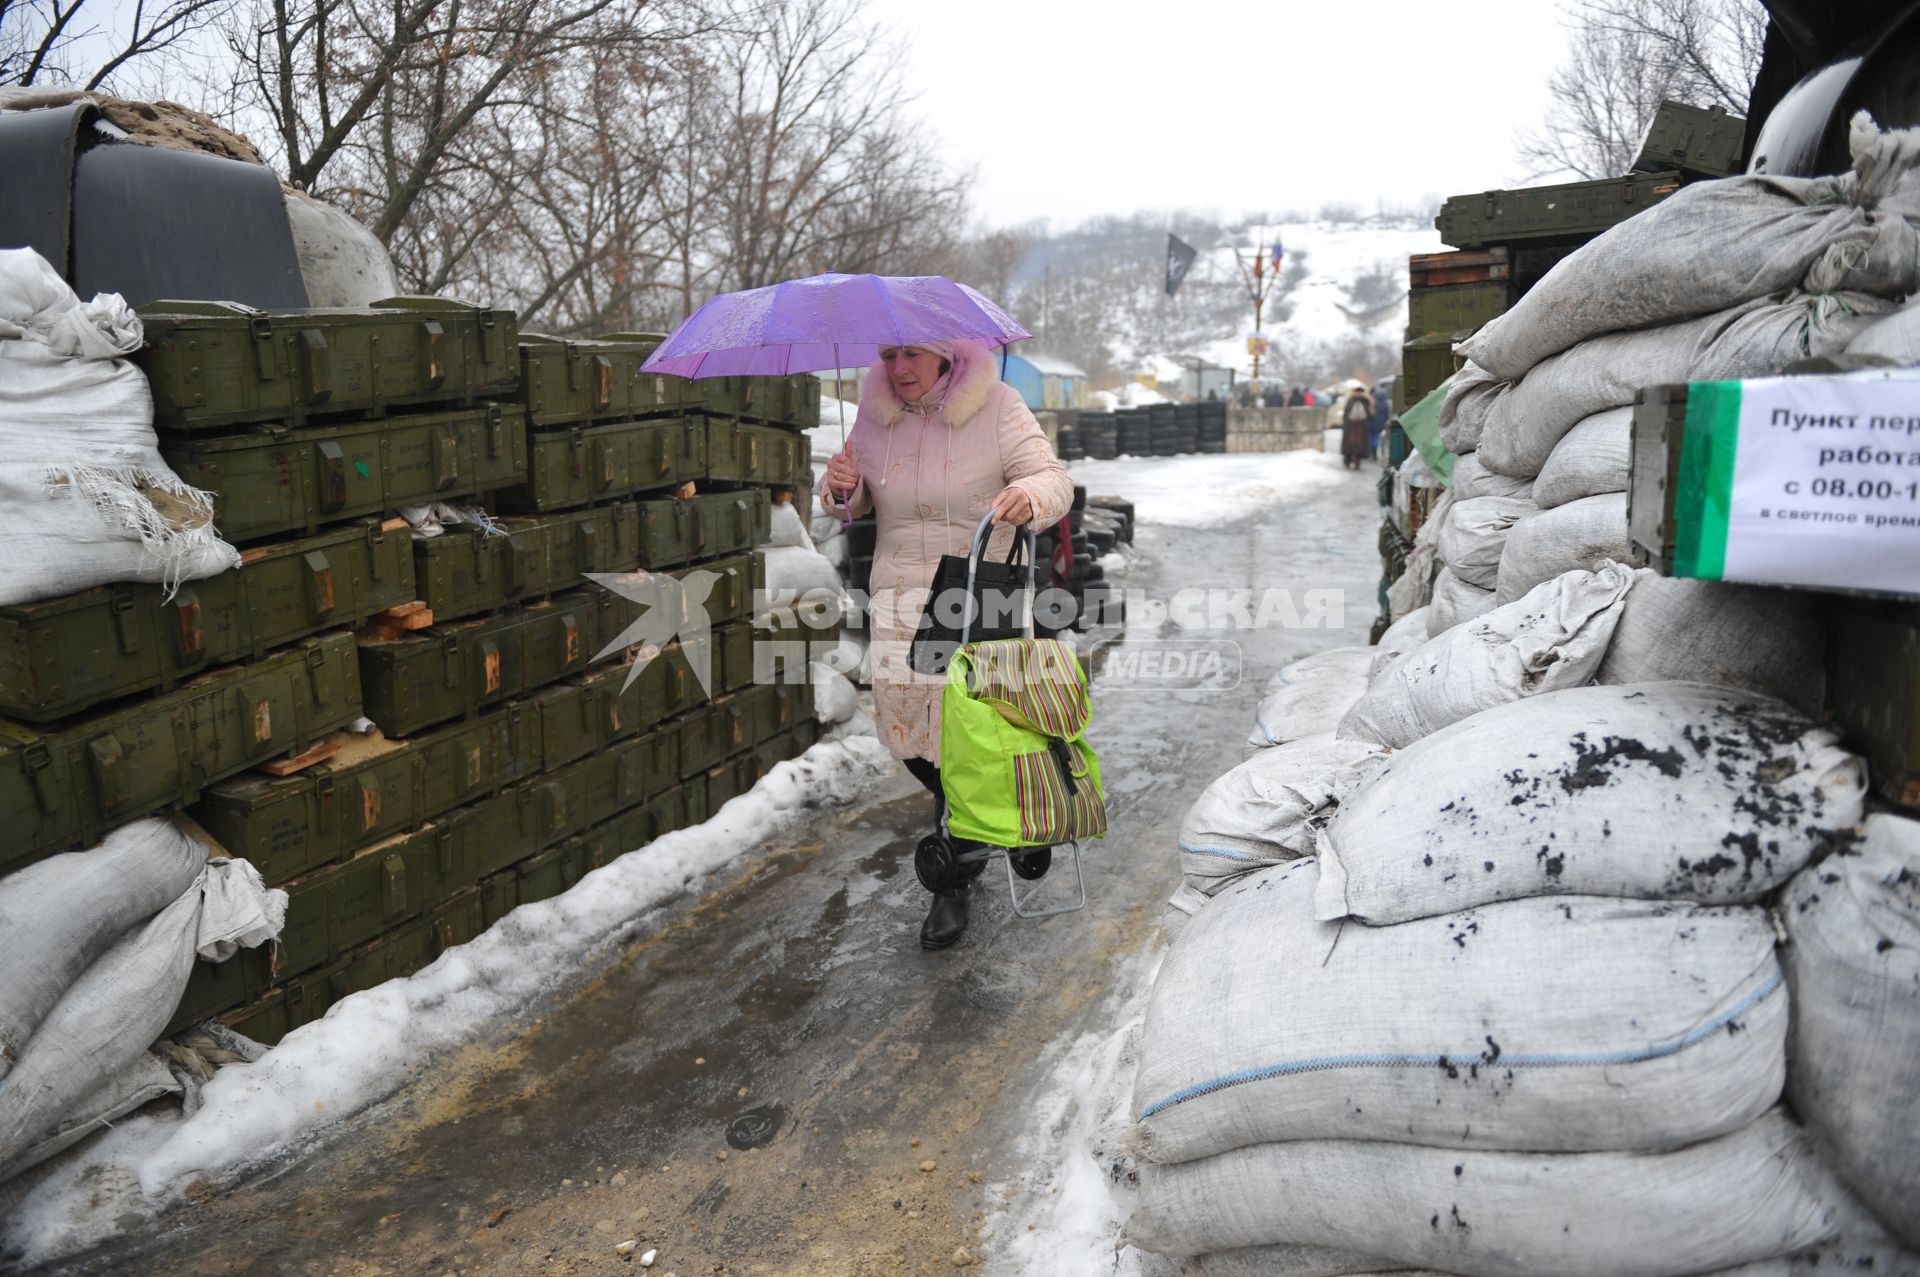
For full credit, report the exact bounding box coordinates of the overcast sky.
[861,0,1571,230]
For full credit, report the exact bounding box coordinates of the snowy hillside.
[1191,216,1445,382]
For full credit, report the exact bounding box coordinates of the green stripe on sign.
[1672,381,1742,579]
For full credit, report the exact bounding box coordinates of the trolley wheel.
[915,833,958,893]
[1009,846,1052,881]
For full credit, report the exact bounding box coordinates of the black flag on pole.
[1165,234,1197,297]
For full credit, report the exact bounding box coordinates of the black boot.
[920,882,969,950]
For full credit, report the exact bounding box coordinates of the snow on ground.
[2,729,899,1269]
[978,962,1160,1277]
[1068,447,1350,530]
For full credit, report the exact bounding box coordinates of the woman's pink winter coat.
[818,339,1073,763]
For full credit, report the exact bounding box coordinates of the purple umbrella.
[644,272,1030,523]
[640,272,1030,379]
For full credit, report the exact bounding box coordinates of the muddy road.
[33,455,1382,1277]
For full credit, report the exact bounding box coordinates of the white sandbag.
[0,859,285,1177]
[1475,291,1892,478]
[1845,295,1920,364]
[1127,1111,1836,1273]
[1263,647,1375,691]
[1367,607,1431,680]
[1781,813,1920,1248]
[1384,546,1435,621]
[757,544,849,618]
[1178,735,1387,897]
[1531,406,1631,509]
[1597,572,1827,715]
[1318,682,1866,926]
[1424,567,1497,636]
[0,248,240,606]
[0,1050,179,1182]
[1450,451,1532,500]
[766,500,815,551]
[1161,881,1211,945]
[1435,364,1498,455]
[1435,495,1538,590]
[1245,651,1373,752]
[1338,562,1634,749]
[1133,859,1786,1164]
[1459,115,1920,381]
[0,819,207,1083]
[1494,491,1630,604]
[810,661,857,725]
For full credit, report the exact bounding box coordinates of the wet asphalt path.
[32,457,1383,1277]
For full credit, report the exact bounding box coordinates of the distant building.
[1166,357,1235,402]
[1002,352,1090,411]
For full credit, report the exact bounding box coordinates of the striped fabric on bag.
[1012,748,1107,845]
[966,638,1088,738]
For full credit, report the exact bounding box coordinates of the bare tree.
[1519,0,1765,180]
[698,0,966,294]
[2,0,233,92]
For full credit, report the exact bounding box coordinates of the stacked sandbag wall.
[1126,114,1920,1273]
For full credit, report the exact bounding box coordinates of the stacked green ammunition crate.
[36,303,832,1046]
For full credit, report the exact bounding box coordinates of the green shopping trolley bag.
[912,513,1106,919]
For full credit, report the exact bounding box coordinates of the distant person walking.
[1340,387,1375,470]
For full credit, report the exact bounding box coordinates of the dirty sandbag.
[1178,734,1387,898]
[0,818,207,1085]
[1125,1110,1836,1275]
[0,859,286,1180]
[1132,860,1786,1164]
[1450,451,1532,501]
[0,248,241,606]
[1367,606,1431,680]
[1844,295,1920,364]
[1244,650,1374,752]
[1424,566,1497,637]
[1338,562,1635,750]
[1459,115,1920,382]
[1597,573,1828,716]
[1161,881,1212,945]
[1384,547,1435,621]
[1494,492,1631,604]
[1531,406,1632,509]
[1781,812,1920,1248]
[1435,494,1538,590]
[1474,292,1893,479]
[1317,682,1865,926]
[1435,363,1499,456]
[1184,1247,1453,1277]
[0,1050,179,1183]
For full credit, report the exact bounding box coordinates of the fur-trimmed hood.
[860,338,999,429]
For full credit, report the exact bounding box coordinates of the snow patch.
[2,729,897,1267]
[1068,449,1352,530]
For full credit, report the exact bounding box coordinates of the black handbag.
[910,513,1037,676]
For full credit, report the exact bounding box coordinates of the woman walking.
[819,339,1072,949]
[1340,386,1375,470]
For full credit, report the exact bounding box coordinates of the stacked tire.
[1197,400,1227,453]
[1078,411,1118,460]
[1116,407,1153,457]
[1149,404,1179,455]
[1058,421,1084,461]
[1174,403,1201,453]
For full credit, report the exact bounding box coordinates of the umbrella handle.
[836,341,854,528]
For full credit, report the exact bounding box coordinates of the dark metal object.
[0,102,91,275]
[72,142,307,308]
